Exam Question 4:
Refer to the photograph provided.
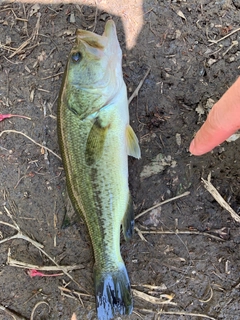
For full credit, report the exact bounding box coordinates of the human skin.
[7,0,143,49]
[189,77,240,155]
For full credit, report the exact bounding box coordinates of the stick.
[1,207,88,293]
[209,26,240,46]
[132,289,176,305]
[58,286,92,298]
[0,130,61,160]
[128,67,151,105]
[136,228,226,241]
[7,256,83,272]
[202,173,240,223]
[137,308,216,320]
[134,226,148,242]
[0,305,26,320]
[135,191,190,220]
[30,301,50,320]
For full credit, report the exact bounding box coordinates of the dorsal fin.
[122,193,134,241]
[126,125,141,159]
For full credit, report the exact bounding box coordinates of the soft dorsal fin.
[122,193,134,241]
[126,125,141,159]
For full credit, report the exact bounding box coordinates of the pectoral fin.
[126,125,141,159]
[85,119,108,166]
[122,193,134,241]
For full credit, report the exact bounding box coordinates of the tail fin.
[94,263,133,320]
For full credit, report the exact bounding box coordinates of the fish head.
[65,20,123,114]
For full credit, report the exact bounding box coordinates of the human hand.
[189,77,240,155]
[14,0,143,49]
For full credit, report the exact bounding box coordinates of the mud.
[0,1,240,319]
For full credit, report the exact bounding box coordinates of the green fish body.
[57,20,140,320]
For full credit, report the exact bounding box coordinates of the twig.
[0,305,26,320]
[58,286,92,299]
[0,207,88,293]
[0,232,44,247]
[7,256,83,272]
[136,308,216,320]
[222,40,238,56]
[202,173,240,223]
[0,130,61,160]
[135,191,190,220]
[128,67,151,105]
[41,71,64,80]
[209,26,240,46]
[158,311,216,320]
[137,228,226,241]
[91,6,98,32]
[58,286,91,307]
[8,12,41,58]
[5,69,10,106]
[0,44,16,53]
[199,286,213,303]
[30,301,50,320]
[134,226,148,242]
[9,37,32,58]
[132,289,176,305]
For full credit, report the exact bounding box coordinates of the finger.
[189,77,240,155]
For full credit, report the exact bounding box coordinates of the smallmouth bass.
[57,20,140,320]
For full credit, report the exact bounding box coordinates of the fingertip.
[189,139,195,154]
[189,138,205,156]
[189,133,215,155]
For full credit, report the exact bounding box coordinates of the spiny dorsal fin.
[126,125,141,159]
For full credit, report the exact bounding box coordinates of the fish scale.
[57,20,140,320]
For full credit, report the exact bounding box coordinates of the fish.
[57,20,140,320]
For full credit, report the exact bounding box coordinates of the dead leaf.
[226,133,240,142]
[176,10,186,20]
[205,98,215,112]
[195,102,205,120]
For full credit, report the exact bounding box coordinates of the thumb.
[189,77,240,155]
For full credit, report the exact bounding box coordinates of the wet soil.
[0,1,240,319]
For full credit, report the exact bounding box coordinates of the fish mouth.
[76,29,106,49]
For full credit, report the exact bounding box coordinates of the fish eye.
[71,52,82,63]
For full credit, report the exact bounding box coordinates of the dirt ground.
[0,1,240,319]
